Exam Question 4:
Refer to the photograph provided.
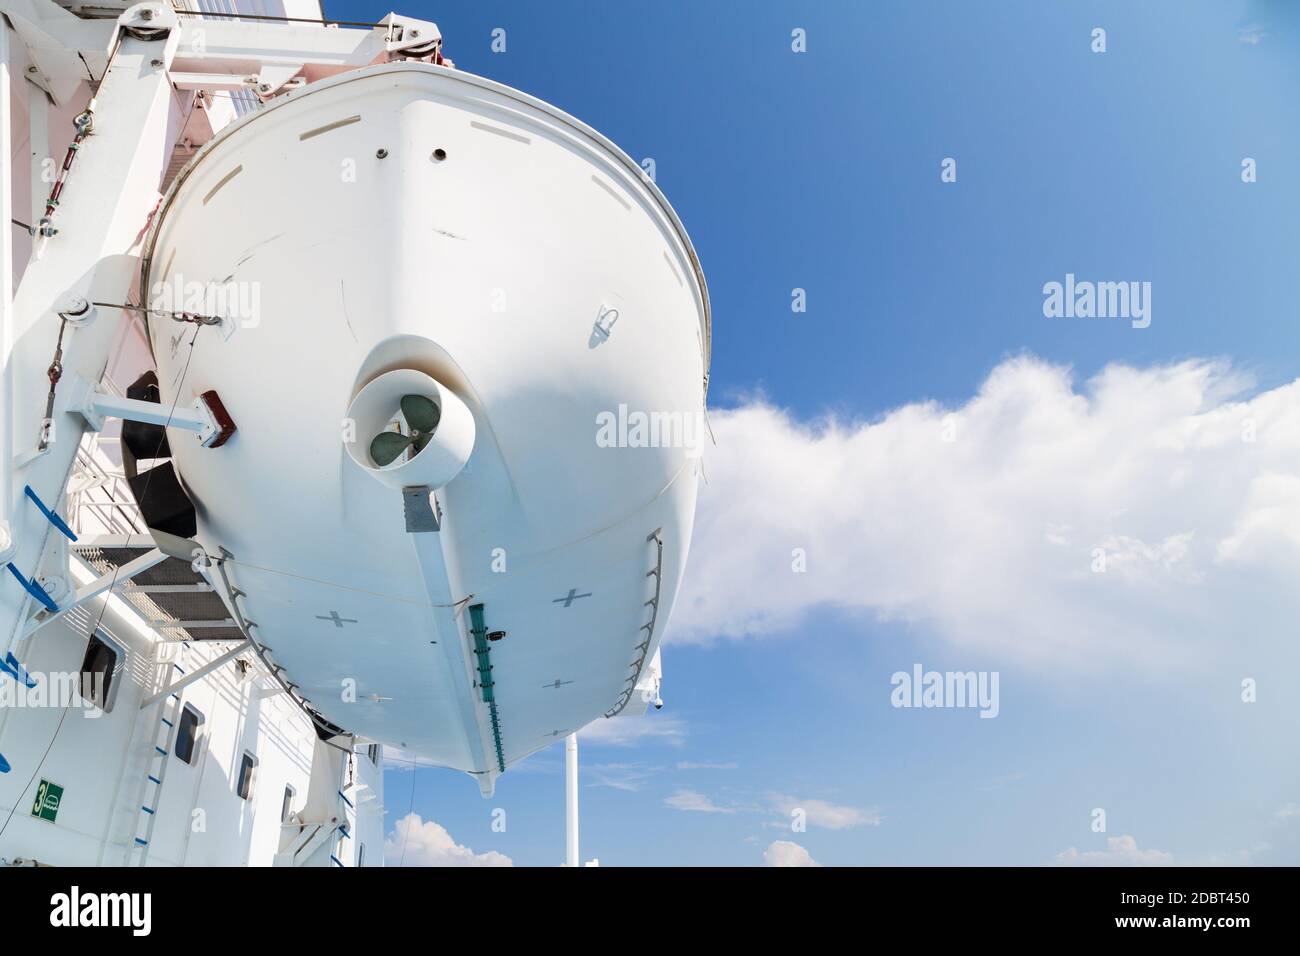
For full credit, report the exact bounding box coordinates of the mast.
[565,733,579,867]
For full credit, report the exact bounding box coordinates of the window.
[174,704,204,765]
[367,744,380,765]
[236,752,257,801]
[281,784,296,823]
[79,631,123,713]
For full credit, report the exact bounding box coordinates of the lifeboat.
[140,62,710,793]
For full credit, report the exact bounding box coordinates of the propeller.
[368,394,441,467]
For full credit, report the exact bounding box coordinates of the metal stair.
[330,754,357,867]
[128,647,186,865]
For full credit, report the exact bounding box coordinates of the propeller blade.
[370,430,414,467]
[401,394,440,434]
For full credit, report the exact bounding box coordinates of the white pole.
[564,732,578,867]
[0,14,15,564]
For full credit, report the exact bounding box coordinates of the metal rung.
[147,775,161,785]
[121,584,214,594]
[161,718,173,727]
[134,838,148,847]
[154,746,166,756]
[142,806,155,814]
[24,485,77,542]
[4,563,58,613]
[155,620,239,629]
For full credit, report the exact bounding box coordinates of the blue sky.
[327,1,1300,866]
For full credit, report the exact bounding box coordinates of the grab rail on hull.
[604,528,663,719]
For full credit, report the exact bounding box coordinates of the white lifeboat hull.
[143,63,709,792]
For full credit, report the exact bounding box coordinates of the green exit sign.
[31,779,63,823]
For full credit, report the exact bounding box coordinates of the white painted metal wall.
[0,529,385,865]
[0,573,321,865]
[1,0,386,868]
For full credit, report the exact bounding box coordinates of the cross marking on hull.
[316,610,358,628]
[552,588,592,608]
[544,679,574,690]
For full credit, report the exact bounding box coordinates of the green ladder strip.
[468,604,506,773]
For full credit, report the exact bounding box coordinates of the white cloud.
[579,715,687,746]
[978,771,1026,792]
[764,840,821,867]
[1217,473,1300,565]
[676,357,1300,671]
[1199,844,1269,866]
[589,762,660,792]
[664,788,734,813]
[1276,803,1300,822]
[768,794,881,830]
[384,813,513,867]
[1238,24,1265,45]
[1055,835,1173,867]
